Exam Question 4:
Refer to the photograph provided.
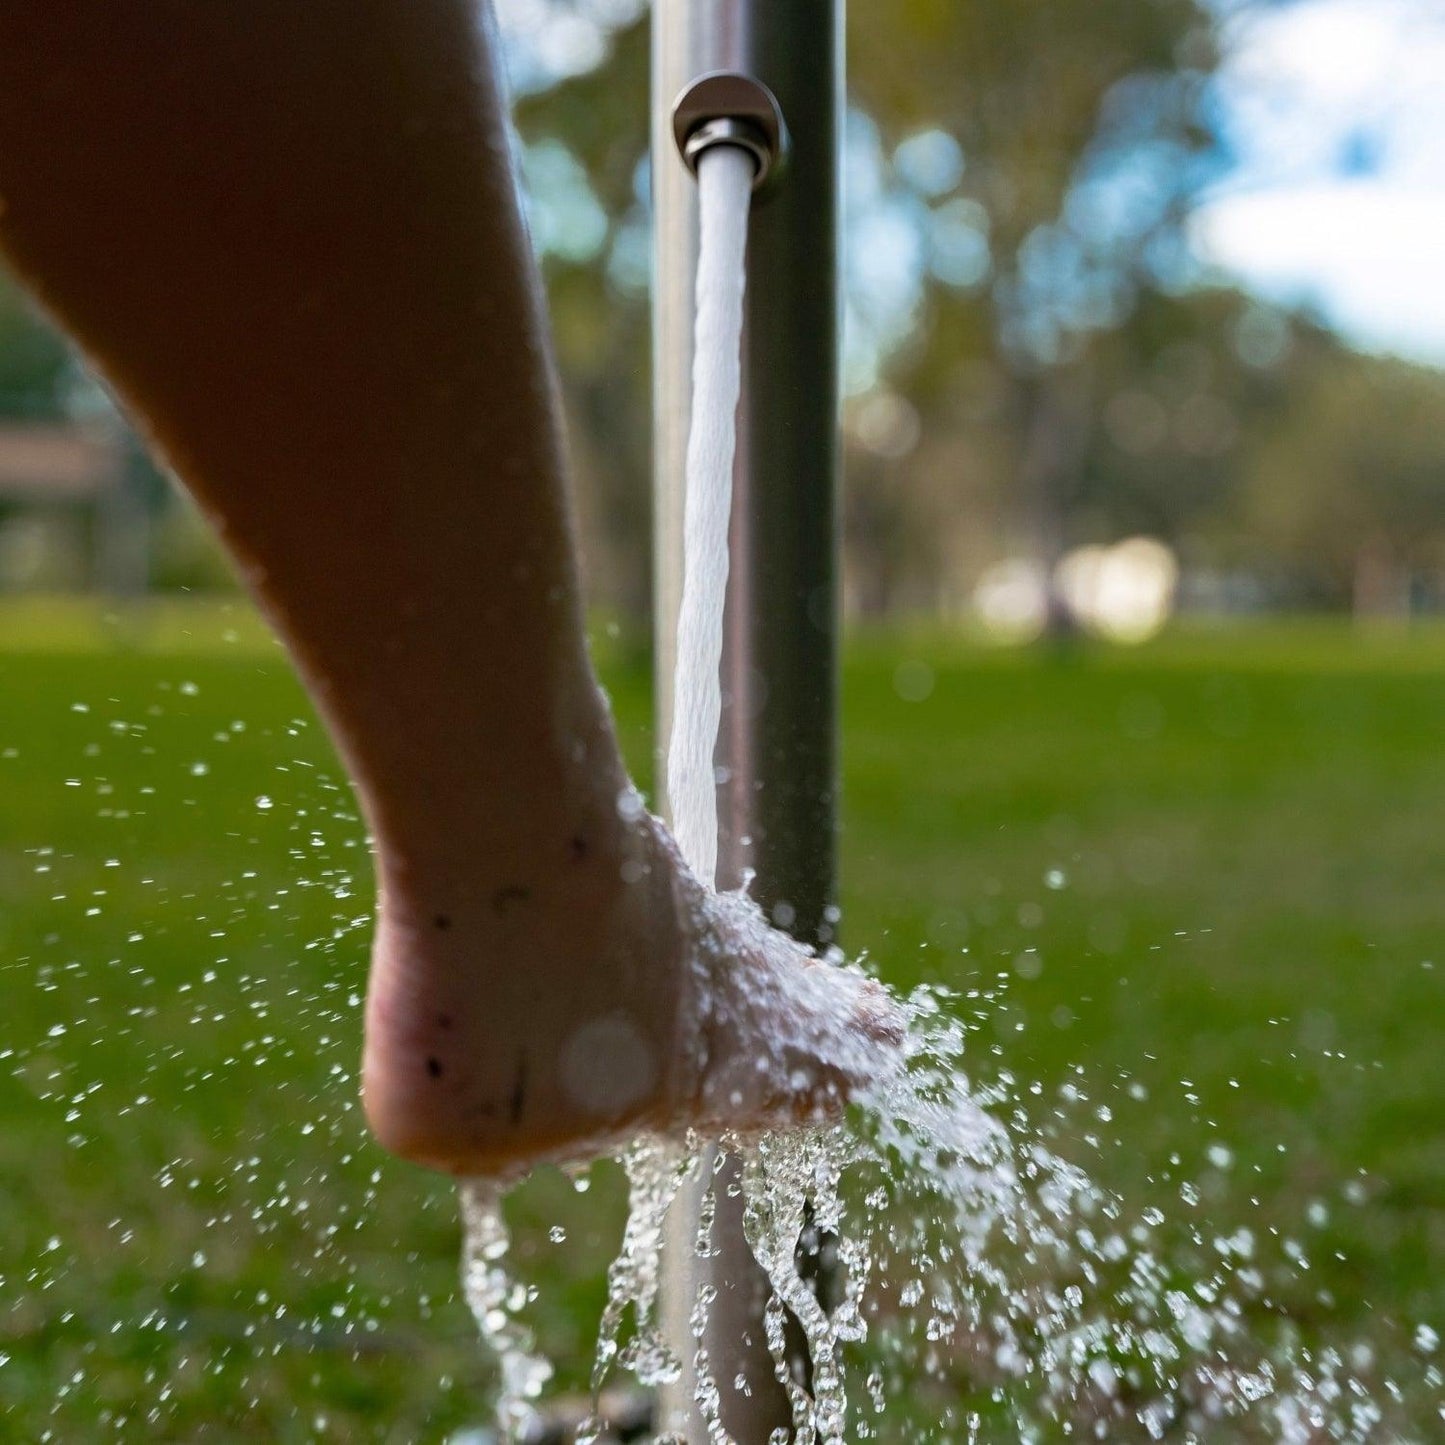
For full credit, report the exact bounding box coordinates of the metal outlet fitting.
[672,71,789,192]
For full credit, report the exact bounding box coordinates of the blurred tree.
[847,0,1227,621]
[1068,289,1322,550]
[0,0,1442,615]
[506,0,1237,619]
[1239,354,1445,618]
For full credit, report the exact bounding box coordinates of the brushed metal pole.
[652,3,842,1439]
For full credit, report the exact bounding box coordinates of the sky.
[1193,0,1445,368]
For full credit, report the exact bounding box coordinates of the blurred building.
[0,422,151,594]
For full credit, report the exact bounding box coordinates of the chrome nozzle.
[672,72,789,192]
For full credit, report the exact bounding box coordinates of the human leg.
[0,0,893,1175]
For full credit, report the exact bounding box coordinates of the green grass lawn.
[0,602,1441,1439]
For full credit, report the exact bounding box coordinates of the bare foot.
[360,805,900,1178]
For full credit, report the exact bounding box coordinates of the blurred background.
[2,0,1443,635]
[2,1,1443,1439]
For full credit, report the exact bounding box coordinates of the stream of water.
[664,143,753,889]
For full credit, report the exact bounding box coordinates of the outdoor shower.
[652,2,842,1439]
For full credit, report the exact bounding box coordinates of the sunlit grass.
[0,603,1441,1436]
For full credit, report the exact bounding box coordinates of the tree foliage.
[1241,353,1445,605]
[504,0,1237,613]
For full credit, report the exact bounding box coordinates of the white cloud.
[1195,0,1445,365]
[1194,182,1445,364]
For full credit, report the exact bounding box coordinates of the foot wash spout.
[673,72,789,193]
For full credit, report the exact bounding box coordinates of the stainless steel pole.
[653,3,842,1439]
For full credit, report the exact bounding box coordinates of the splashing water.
[453,140,1438,1442]
[565,996,1426,1443]
[575,1139,696,1445]
[459,1179,553,1437]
